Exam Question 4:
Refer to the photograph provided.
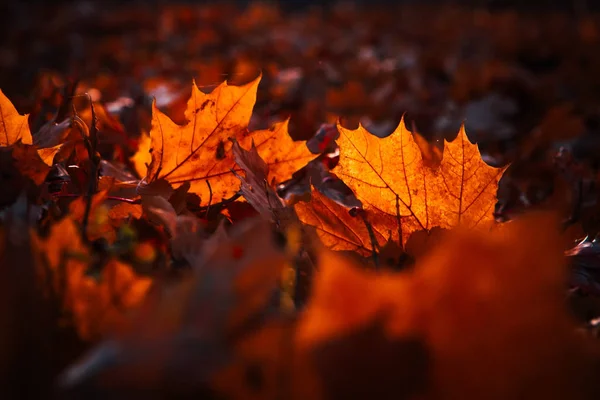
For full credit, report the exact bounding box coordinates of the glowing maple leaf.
[0,89,32,146]
[250,118,315,185]
[141,76,314,205]
[294,188,396,257]
[332,118,505,246]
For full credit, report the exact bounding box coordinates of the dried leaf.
[295,188,395,257]
[36,143,63,166]
[232,139,294,226]
[108,203,143,221]
[141,76,314,205]
[142,77,260,202]
[34,119,71,149]
[10,142,51,185]
[0,89,32,146]
[334,118,505,246]
[250,119,315,185]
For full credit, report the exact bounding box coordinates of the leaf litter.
[1,1,600,399]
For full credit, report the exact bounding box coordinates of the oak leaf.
[0,89,32,146]
[332,118,505,247]
[141,76,314,205]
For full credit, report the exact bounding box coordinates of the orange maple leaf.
[141,76,314,204]
[0,89,32,146]
[301,118,505,250]
[294,188,396,256]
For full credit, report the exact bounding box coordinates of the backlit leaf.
[142,76,315,205]
[334,119,505,246]
[0,90,32,147]
[295,188,396,257]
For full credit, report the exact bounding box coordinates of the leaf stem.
[359,210,379,268]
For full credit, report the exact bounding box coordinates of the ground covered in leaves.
[2,1,600,399]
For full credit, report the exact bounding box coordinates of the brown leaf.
[33,119,71,149]
[10,142,51,185]
[232,139,293,225]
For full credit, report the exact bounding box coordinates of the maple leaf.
[250,119,316,184]
[0,89,32,146]
[295,188,396,257]
[329,118,505,247]
[141,76,314,205]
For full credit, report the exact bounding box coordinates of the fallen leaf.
[142,77,260,203]
[250,119,315,185]
[33,119,71,149]
[36,143,64,166]
[295,188,395,257]
[232,139,295,227]
[141,76,314,205]
[10,142,52,185]
[334,118,505,246]
[108,203,143,221]
[0,89,32,146]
